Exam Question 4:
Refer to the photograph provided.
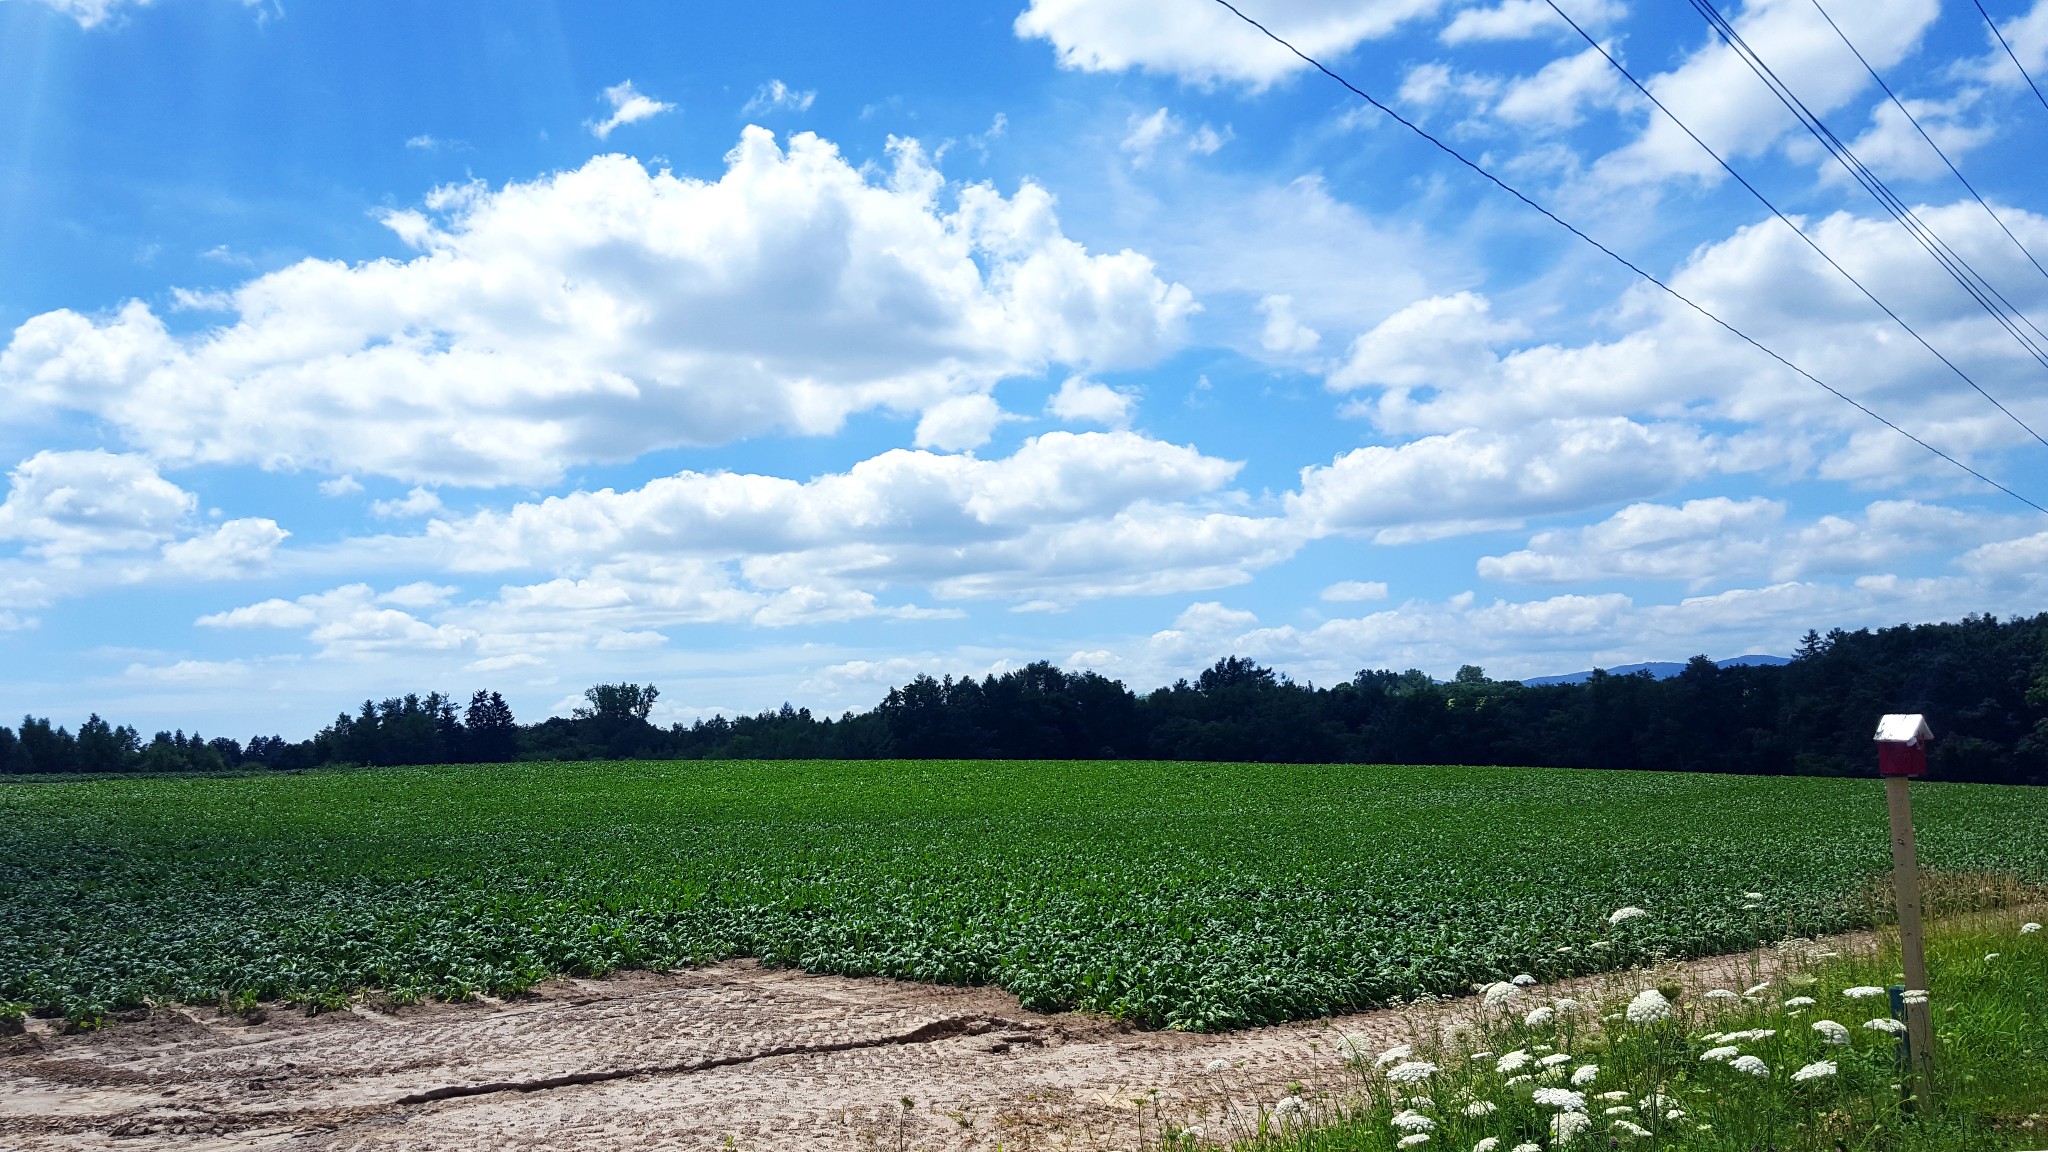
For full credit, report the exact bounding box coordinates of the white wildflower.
[1721,1029,1776,1042]
[1392,1109,1436,1132]
[1902,989,1928,1006]
[1791,1060,1837,1083]
[1603,1105,1635,1116]
[1532,1087,1587,1111]
[1843,985,1887,999]
[1495,1050,1532,1074]
[1539,1053,1572,1067]
[1625,989,1671,1024]
[1612,1119,1652,1138]
[1462,1101,1498,1117]
[1639,1092,1675,1111]
[1470,1051,1495,1061]
[2021,922,2041,934]
[1375,1043,1413,1066]
[1272,1095,1307,1122]
[1524,1006,1555,1028]
[1744,891,1764,900]
[1571,1064,1598,1086]
[1704,989,1738,1000]
[1700,1045,1740,1062]
[1812,1019,1850,1045]
[1483,982,1522,1006]
[1552,998,1581,1013]
[1505,1074,1532,1086]
[1595,1091,1629,1102]
[1550,1111,1591,1143]
[1784,996,1816,1008]
[1608,906,1648,925]
[1730,1054,1769,1076]
[1511,973,1536,986]
[1865,1017,1908,1035]
[1744,982,1771,997]
[1388,1061,1439,1084]
[1205,1058,1229,1073]
[1471,1141,1500,1152]
[1666,1109,1686,1121]
[1742,902,1762,910]
[1406,1096,1434,1109]
[1399,1136,1431,1149]
[1511,1145,1541,1152]
[1986,952,2000,961]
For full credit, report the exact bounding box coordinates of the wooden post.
[1884,774,1934,1096]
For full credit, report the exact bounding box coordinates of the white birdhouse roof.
[1874,713,1932,745]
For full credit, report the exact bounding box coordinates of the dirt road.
[0,946,1813,1152]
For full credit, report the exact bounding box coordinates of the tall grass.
[1186,910,2048,1152]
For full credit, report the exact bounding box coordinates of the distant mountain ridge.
[1519,654,1790,687]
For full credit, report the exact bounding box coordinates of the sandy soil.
[0,943,1841,1152]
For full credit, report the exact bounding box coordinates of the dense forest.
[4,613,2046,784]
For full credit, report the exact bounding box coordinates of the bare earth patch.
[0,941,1857,1151]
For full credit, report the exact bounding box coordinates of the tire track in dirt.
[0,942,1846,1151]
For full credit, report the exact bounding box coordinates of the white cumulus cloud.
[1016,0,1445,87]
[0,450,195,561]
[1,129,1195,487]
[588,80,674,139]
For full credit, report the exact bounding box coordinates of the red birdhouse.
[1874,713,1932,778]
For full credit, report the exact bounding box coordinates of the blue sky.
[3,0,2047,738]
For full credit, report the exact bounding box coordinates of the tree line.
[4,612,2045,784]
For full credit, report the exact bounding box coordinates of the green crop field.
[3,759,2045,1031]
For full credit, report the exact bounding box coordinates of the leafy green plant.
[2,759,2045,1029]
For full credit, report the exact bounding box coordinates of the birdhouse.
[1874,713,1932,778]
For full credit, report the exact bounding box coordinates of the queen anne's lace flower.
[1205,1059,1229,1073]
[1700,1046,1740,1062]
[1865,1017,1908,1035]
[1539,1053,1572,1067]
[1812,1019,1850,1045]
[1744,982,1771,997]
[1524,1006,1555,1028]
[1471,1140,1500,1152]
[1495,1050,1532,1074]
[1792,1060,1837,1083]
[1551,1111,1592,1143]
[1730,1054,1769,1076]
[1375,1043,1413,1066]
[1608,906,1648,925]
[1484,982,1522,1006]
[1462,1101,1498,1117]
[1398,1136,1431,1149]
[1612,1120,1652,1138]
[1843,986,1887,999]
[1721,1029,1775,1042]
[1571,1064,1598,1086]
[1595,1091,1629,1102]
[1784,996,1816,1008]
[1532,1087,1587,1111]
[1273,1095,1307,1122]
[1392,1109,1436,1132]
[2021,922,2041,934]
[1511,1145,1541,1152]
[1388,1061,1439,1084]
[1603,1105,1634,1116]
[1625,989,1671,1024]
[1511,973,1536,986]
[1704,989,1738,1000]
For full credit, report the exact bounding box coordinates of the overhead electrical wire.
[1811,0,2048,295]
[1975,0,2048,113]
[1684,0,2048,377]
[1201,0,2048,515]
[1540,0,2048,449]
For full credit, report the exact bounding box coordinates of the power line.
[1812,0,2048,296]
[1685,0,2048,380]
[1976,0,2048,113]
[1540,0,2048,449]
[1200,0,2047,515]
